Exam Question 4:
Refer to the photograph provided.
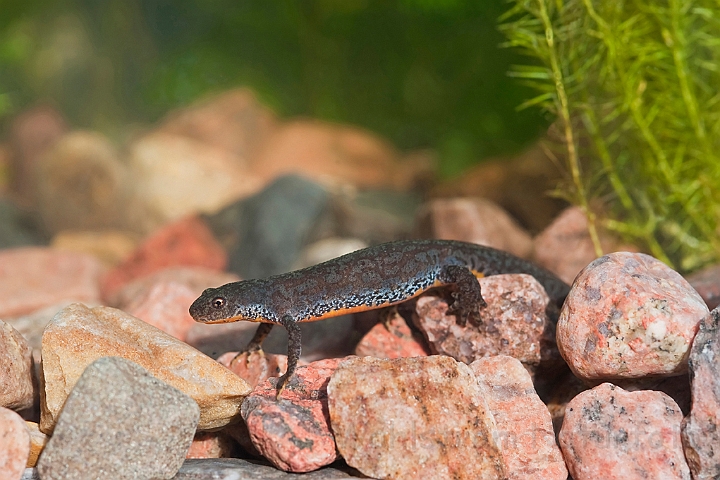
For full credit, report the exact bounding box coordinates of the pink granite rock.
[682,307,720,479]
[471,355,567,480]
[686,263,720,310]
[328,356,505,480]
[413,274,559,372]
[0,320,35,411]
[0,247,103,318]
[559,383,690,480]
[109,266,239,308]
[217,350,293,390]
[186,431,239,459]
[557,252,708,381]
[354,311,430,359]
[122,280,198,341]
[532,206,636,285]
[241,358,344,473]
[0,407,30,480]
[415,197,533,258]
[100,216,227,302]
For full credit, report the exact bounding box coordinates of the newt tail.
[189,239,570,397]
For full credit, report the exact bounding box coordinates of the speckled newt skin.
[189,239,570,396]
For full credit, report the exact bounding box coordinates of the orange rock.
[100,216,227,302]
[39,303,251,433]
[250,120,405,190]
[186,431,239,459]
[0,247,104,318]
[25,421,47,468]
[415,197,532,258]
[354,311,429,359]
[157,88,278,161]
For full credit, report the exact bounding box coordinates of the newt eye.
[211,297,226,309]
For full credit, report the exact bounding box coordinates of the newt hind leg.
[439,265,486,326]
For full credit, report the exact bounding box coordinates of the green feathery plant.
[499,0,720,272]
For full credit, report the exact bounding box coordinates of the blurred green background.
[0,0,548,177]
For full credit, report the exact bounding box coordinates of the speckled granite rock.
[413,274,559,372]
[328,356,505,480]
[241,358,344,472]
[470,355,567,480]
[0,320,35,411]
[415,197,533,258]
[172,458,368,479]
[354,311,429,359]
[0,247,103,318]
[217,350,293,390]
[682,307,720,479]
[557,252,708,381]
[37,357,199,480]
[39,303,251,433]
[559,383,690,480]
[0,407,31,480]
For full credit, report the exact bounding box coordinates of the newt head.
[189,280,274,324]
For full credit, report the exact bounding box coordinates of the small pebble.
[354,310,429,358]
[100,215,227,301]
[559,383,690,480]
[24,422,47,468]
[413,274,558,372]
[37,357,199,480]
[682,307,720,479]
[328,356,505,480]
[0,407,31,480]
[241,358,344,472]
[186,432,239,459]
[557,252,708,380]
[0,320,34,411]
[39,303,251,433]
[471,355,567,480]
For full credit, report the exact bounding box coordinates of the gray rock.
[204,175,330,279]
[172,459,369,479]
[682,307,720,479]
[0,199,47,248]
[36,356,200,480]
